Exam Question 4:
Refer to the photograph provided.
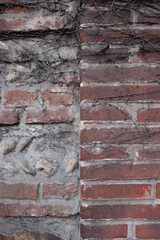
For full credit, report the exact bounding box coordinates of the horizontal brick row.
[81,204,160,219]
[80,29,160,45]
[81,184,152,200]
[0,182,77,200]
[81,128,160,145]
[0,202,77,217]
[81,223,160,239]
[80,67,160,84]
[81,164,160,181]
[80,86,160,102]
[3,89,73,108]
[81,146,129,161]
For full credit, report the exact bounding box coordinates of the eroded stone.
[36,159,58,177]
[0,138,17,155]
[66,159,77,173]
[18,161,36,176]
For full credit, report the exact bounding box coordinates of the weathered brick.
[80,67,160,84]
[41,90,73,107]
[136,224,160,239]
[42,183,77,200]
[0,182,37,200]
[0,15,74,32]
[81,224,127,239]
[81,9,131,25]
[0,110,19,125]
[82,47,129,63]
[81,204,160,219]
[81,128,160,145]
[81,164,160,180]
[137,109,160,122]
[137,13,160,24]
[4,90,34,108]
[80,86,160,102]
[138,147,160,161]
[0,203,77,217]
[81,105,129,121]
[80,146,129,161]
[156,183,160,198]
[138,49,160,63]
[81,184,152,200]
[80,29,131,44]
[26,108,72,124]
[80,29,160,45]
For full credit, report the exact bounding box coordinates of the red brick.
[156,183,160,198]
[80,146,129,161]
[137,13,160,24]
[81,105,129,121]
[81,224,127,239]
[41,90,73,107]
[137,109,160,122]
[4,90,34,108]
[80,67,160,84]
[81,204,160,219]
[0,203,77,217]
[80,86,160,102]
[138,49,160,63]
[136,224,160,239]
[138,147,160,161]
[27,108,72,124]
[81,184,152,200]
[1,5,35,14]
[81,9,131,25]
[0,182,37,200]
[81,164,160,180]
[80,29,131,44]
[42,183,77,200]
[0,15,73,32]
[80,29,160,45]
[82,47,128,63]
[81,128,160,145]
[0,110,18,125]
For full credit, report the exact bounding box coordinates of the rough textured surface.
[0,0,80,239]
[80,0,160,239]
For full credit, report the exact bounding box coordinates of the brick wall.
[80,0,160,239]
[0,1,80,239]
[0,0,160,239]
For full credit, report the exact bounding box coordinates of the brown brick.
[138,49,160,63]
[81,224,127,239]
[80,146,129,161]
[0,110,19,125]
[81,184,152,200]
[81,9,131,25]
[81,204,160,219]
[81,164,160,180]
[80,86,160,102]
[81,128,160,145]
[0,15,73,32]
[81,105,129,121]
[41,90,73,107]
[0,182,38,200]
[137,13,160,24]
[156,183,160,198]
[136,224,160,239]
[4,90,34,108]
[0,203,77,217]
[80,67,160,84]
[42,183,77,200]
[138,147,160,161]
[137,109,160,122]
[82,47,128,64]
[26,108,72,124]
